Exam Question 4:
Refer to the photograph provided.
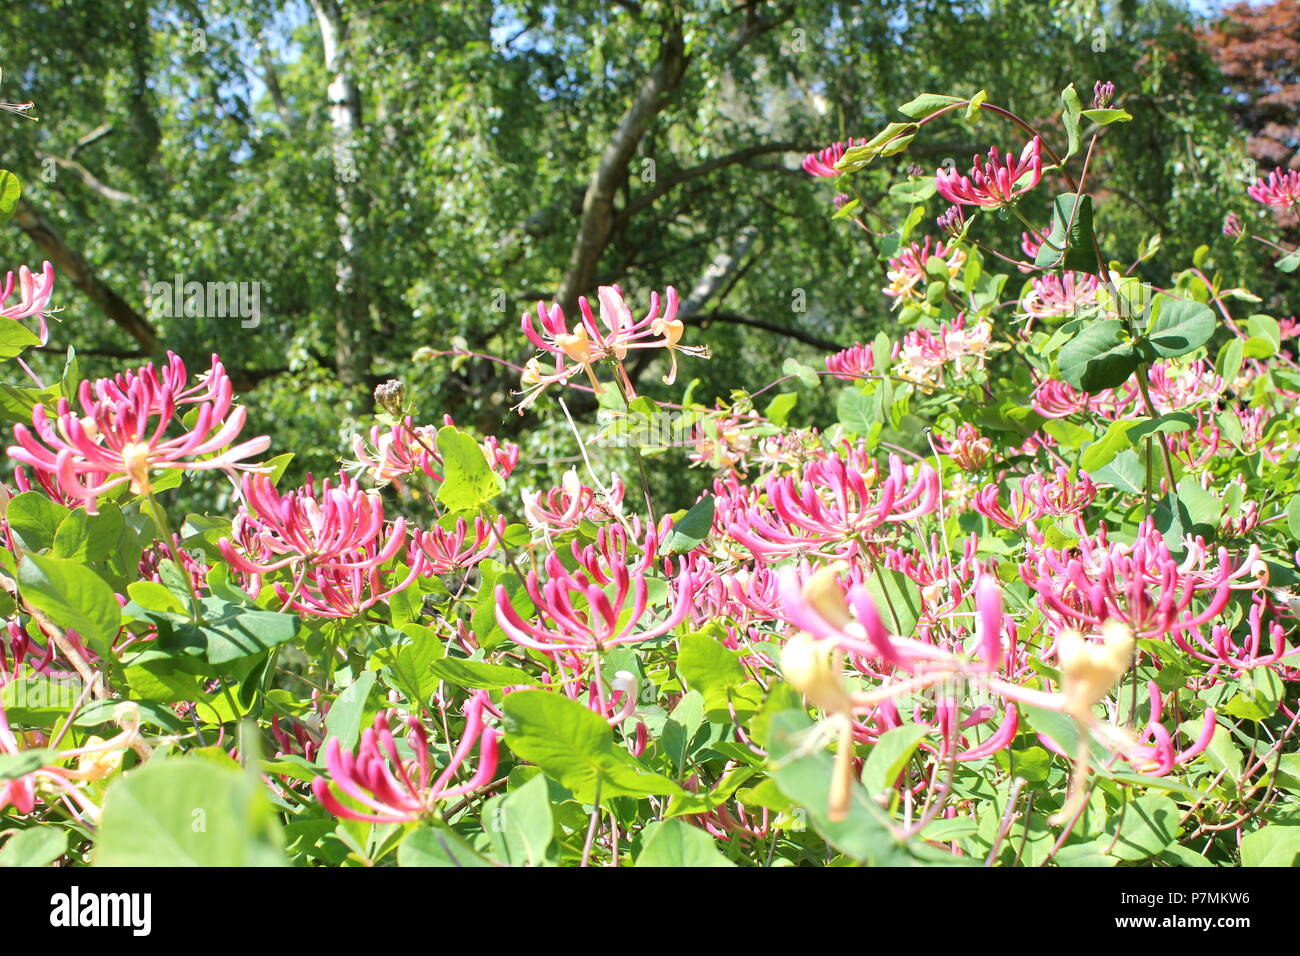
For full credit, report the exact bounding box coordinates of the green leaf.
[94,758,287,866]
[1034,193,1099,274]
[897,93,965,119]
[1241,826,1300,866]
[0,321,42,360]
[1061,84,1082,158]
[635,819,734,867]
[1128,411,1195,442]
[398,824,493,867]
[863,567,922,636]
[160,598,300,667]
[483,773,554,866]
[0,749,58,780]
[1143,296,1216,358]
[1287,495,1300,540]
[1043,419,1095,449]
[1080,107,1132,125]
[1224,668,1283,721]
[5,491,70,552]
[1247,314,1281,354]
[323,670,378,751]
[836,123,919,172]
[1079,419,1136,471]
[0,827,68,867]
[427,657,540,690]
[18,554,121,656]
[1057,320,1138,393]
[889,179,937,203]
[1275,251,1300,273]
[435,425,502,512]
[663,495,715,555]
[766,710,955,865]
[763,392,798,426]
[502,691,685,803]
[1092,449,1147,495]
[52,503,124,562]
[782,357,820,389]
[836,387,875,436]
[1103,794,1182,862]
[678,628,760,719]
[861,725,931,796]
[0,170,20,226]
[1216,338,1244,384]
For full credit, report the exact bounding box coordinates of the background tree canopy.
[0,0,1283,506]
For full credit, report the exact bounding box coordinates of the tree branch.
[555,22,689,315]
[10,197,157,353]
[687,310,844,352]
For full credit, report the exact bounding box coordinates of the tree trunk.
[555,24,689,316]
[310,0,372,387]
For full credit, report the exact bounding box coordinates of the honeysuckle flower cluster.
[9,81,1300,871]
[882,237,966,304]
[1248,168,1300,209]
[516,285,708,411]
[1,260,55,343]
[801,138,868,178]
[935,137,1042,209]
[311,696,500,824]
[7,354,270,514]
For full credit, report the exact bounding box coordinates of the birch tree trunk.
[310,0,372,387]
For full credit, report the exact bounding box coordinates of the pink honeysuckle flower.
[274,537,423,619]
[935,137,1042,209]
[521,468,625,535]
[1030,378,1090,419]
[90,352,228,415]
[891,314,994,392]
[0,701,139,823]
[1092,80,1115,109]
[688,403,766,473]
[219,471,406,580]
[1020,271,1100,321]
[931,423,991,471]
[776,565,956,673]
[726,454,940,561]
[1171,593,1288,671]
[1020,519,1264,640]
[882,237,966,305]
[568,521,661,582]
[801,138,868,178]
[411,515,502,574]
[0,260,55,343]
[1036,680,1216,778]
[494,550,693,654]
[139,533,209,592]
[1223,212,1245,238]
[1247,168,1300,208]
[312,695,499,824]
[350,415,520,488]
[975,467,1098,529]
[270,714,320,763]
[7,357,270,515]
[824,342,875,381]
[516,285,707,410]
[1145,360,1225,412]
